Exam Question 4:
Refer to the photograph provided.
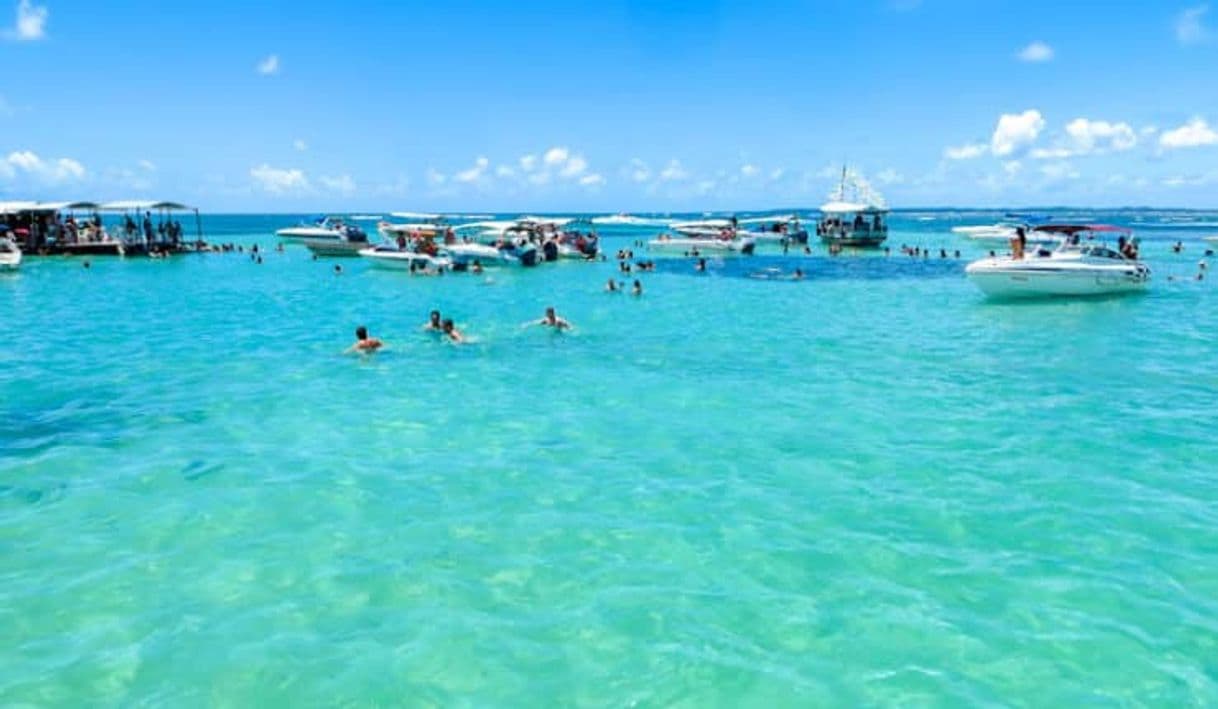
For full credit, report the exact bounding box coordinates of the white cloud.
[1176,5,1210,45]
[527,171,551,185]
[559,154,587,178]
[1032,118,1137,158]
[425,168,447,186]
[1,150,86,183]
[1159,117,1218,150]
[318,174,356,195]
[7,0,47,41]
[519,154,537,172]
[944,142,988,160]
[1039,161,1079,181]
[138,159,156,171]
[543,146,569,166]
[257,54,280,76]
[740,163,759,178]
[769,167,785,181]
[627,158,650,183]
[293,139,308,152]
[454,156,489,183]
[991,109,1045,157]
[495,164,515,178]
[659,159,688,181]
[579,173,605,187]
[1017,41,1054,62]
[250,164,308,194]
[875,168,904,184]
[1003,161,1022,175]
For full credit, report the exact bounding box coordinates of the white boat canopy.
[389,211,442,220]
[820,201,886,214]
[453,220,516,232]
[673,219,733,229]
[738,214,799,224]
[0,200,43,214]
[99,200,196,212]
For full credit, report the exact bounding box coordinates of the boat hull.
[358,248,452,270]
[965,263,1150,299]
[648,237,756,255]
[819,234,886,248]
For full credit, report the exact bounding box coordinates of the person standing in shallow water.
[535,306,572,330]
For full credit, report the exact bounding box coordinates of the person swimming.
[631,279,643,296]
[536,306,573,330]
[441,318,464,343]
[695,258,707,272]
[605,278,619,292]
[346,325,383,354]
[423,310,443,332]
[472,260,484,274]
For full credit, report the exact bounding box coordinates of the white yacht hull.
[358,248,452,270]
[648,237,756,255]
[443,242,509,266]
[303,238,368,256]
[966,261,1150,298]
[0,253,21,270]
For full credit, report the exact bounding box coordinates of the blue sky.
[2,0,1218,211]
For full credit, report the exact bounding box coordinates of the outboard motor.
[519,246,539,267]
[542,240,559,262]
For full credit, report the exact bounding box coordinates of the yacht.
[276,216,370,256]
[0,231,21,270]
[816,167,889,248]
[358,244,452,271]
[965,224,1150,298]
[737,214,809,245]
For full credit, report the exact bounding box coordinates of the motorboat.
[0,232,21,270]
[737,214,809,245]
[590,213,671,227]
[358,245,452,271]
[965,224,1150,299]
[276,216,370,256]
[951,224,1019,241]
[647,232,756,256]
[816,167,889,248]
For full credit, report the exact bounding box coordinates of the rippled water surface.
[2,212,1218,704]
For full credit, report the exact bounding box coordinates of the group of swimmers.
[605,278,643,295]
[347,306,575,354]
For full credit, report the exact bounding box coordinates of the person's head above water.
[356,325,369,340]
[430,310,441,324]
[545,306,556,319]
[442,318,454,332]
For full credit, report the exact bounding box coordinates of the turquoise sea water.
[3,211,1218,704]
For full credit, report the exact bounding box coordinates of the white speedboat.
[358,245,452,271]
[443,242,512,268]
[965,224,1150,299]
[276,216,371,256]
[951,224,1018,241]
[737,214,809,245]
[0,234,21,270]
[648,233,756,255]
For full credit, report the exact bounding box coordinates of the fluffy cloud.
[769,167,785,181]
[495,164,515,178]
[137,159,156,171]
[318,174,356,194]
[293,139,308,152]
[1032,118,1137,158]
[543,147,569,166]
[1017,41,1053,62]
[454,156,489,183]
[559,154,587,178]
[0,150,86,183]
[519,154,537,172]
[250,164,307,194]
[627,158,650,183]
[7,0,47,41]
[578,173,605,187]
[1176,5,1209,45]
[659,159,688,181]
[1039,161,1080,181]
[991,109,1045,157]
[944,142,988,160]
[425,168,446,186]
[257,54,280,76]
[1159,118,1218,150]
[740,164,759,178]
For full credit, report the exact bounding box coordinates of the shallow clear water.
[2,212,1218,704]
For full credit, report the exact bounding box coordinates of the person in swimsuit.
[346,326,383,353]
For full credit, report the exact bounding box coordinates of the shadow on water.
[651,254,965,281]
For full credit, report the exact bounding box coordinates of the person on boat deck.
[537,306,573,330]
[346,326,383,354]
[142,212,154,243]
[1011,226,1028,260]
[872,214,882,231]
[124,214,137,237]
[424,310,443,331]
[441,319,464,343]
[853,214,865,230]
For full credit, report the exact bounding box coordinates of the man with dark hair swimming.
[346,326,384,354]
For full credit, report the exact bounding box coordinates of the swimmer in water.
[334,264,343,275]
[605,278,619,292]
[346,325,383,354]
[792,268,804,280]
[632,279,643,296]
[695,258,707,272]
[536,306,573,330]
[423,310,442,332]
[472,260,483,274]
[441,318,464,343]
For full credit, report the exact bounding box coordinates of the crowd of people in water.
[347,306,575,353]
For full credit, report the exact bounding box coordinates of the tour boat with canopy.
[965,223,1150,299]
[817,167,889,248]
